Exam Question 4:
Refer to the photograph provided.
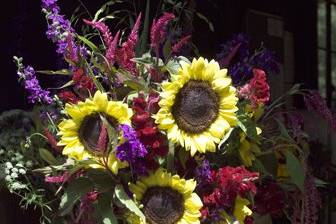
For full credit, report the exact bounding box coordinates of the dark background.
[0,0,317,223]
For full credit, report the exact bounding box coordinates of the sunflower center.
[78,113,116,155]
[141,187,184,224]
[172,80,219,133]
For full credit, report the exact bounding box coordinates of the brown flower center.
[78,113,117,155]
[141,187,184,224]
[172,80,219,133]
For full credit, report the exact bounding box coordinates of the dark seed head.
[141,187,184,224]
[78,113,116,155]
[172,80,219,133]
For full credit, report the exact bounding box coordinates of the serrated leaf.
[114,184,146,222]
[39,148,59,165]
[36,69,72,75]
[59,177,93,216]
[286,151,305,191]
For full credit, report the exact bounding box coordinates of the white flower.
[5,175,12,182]
[19,169,26,175]
[5,162,13,169]
[12,168,18,173]
[11,173,18,179]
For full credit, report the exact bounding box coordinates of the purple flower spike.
[16,64,52,104]
[116,124,148,176]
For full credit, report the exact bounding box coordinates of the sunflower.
[129,168,203,224]
[155,57,238,156]
[57,91,132,174]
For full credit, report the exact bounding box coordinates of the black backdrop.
[0,0,316,223]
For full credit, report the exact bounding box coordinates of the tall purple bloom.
[116,124,148,175]
[41,0,86,61]
[16,63,52,104]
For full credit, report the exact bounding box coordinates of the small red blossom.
[58,91,78,104]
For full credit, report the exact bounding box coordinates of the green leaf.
[48,80,75,90]
[77,35,99,52]
[196,12,214,32]
[39,148,59,165]
[274,118,294,142]
[93,1,122,22]
[36,69,72,76]
[97,194,118,224]
[87,169,116,191]
[286,151,305,191]
[314,177,328,187]
[237,115,258,140]
[59,177,93,216]
[114,184,146,222]
[137,0,150,55]
[218,128,234,149]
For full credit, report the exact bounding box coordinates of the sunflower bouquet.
[2,0,333,224]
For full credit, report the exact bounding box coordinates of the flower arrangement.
[2,1,335,224]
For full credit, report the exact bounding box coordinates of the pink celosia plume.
[150,13,175,55]
[172,35,191,54]
[116,13,142,75]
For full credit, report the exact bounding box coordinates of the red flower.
[254,180,285,217]
[238,68,270,107]
[58,91,78,104]
[131,93,168,170]
[198,166,259,221]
